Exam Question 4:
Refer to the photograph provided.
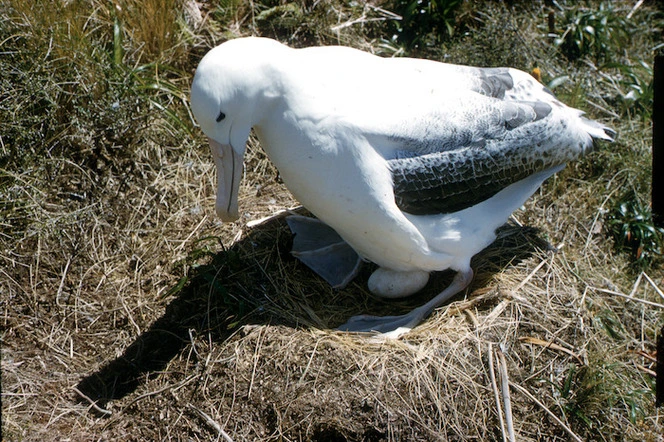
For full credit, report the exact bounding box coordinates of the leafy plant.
[552,2,633,62]
[255,3,304,38]
[387,0,465,49]
[606,192,664,266]
[606,60,654,120]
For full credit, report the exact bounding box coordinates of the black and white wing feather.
[378,67,614,215]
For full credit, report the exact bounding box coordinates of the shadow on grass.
[75,214,549,412]
[74,250,249,411]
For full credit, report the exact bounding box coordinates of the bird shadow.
[74,213,550,412]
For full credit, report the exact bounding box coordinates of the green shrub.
[552,2,633,62]
[608,60,654,120]
[607,192,664,266]
[387,0,465,50]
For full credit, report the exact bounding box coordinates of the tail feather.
[581,116,616,142]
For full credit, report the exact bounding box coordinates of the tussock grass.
[2,0,663,440]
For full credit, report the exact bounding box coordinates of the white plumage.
[190,37,614,337]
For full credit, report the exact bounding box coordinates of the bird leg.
[338,268,474,338]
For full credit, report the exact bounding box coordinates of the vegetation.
[551,1,634,62]
[607,191,664,266]
[386,0,467,49]
[1,0,662,441]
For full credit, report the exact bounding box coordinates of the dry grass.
[2,0,663,440]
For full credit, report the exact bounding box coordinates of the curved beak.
[209,138,243,222]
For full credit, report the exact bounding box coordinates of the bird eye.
[216,111,226,122]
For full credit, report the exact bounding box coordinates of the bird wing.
[336,61,614,216]
[385,97,565,215]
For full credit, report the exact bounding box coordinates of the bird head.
[190,38,283,221]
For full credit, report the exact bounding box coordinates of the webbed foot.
[286,215,362,289]
[338,269,474,338]
[337,312,423,339]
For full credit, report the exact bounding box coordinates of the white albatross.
[190,37,615,337]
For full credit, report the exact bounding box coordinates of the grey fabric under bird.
[190,37,615,338]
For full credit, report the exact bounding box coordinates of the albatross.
[190,37,614,337]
